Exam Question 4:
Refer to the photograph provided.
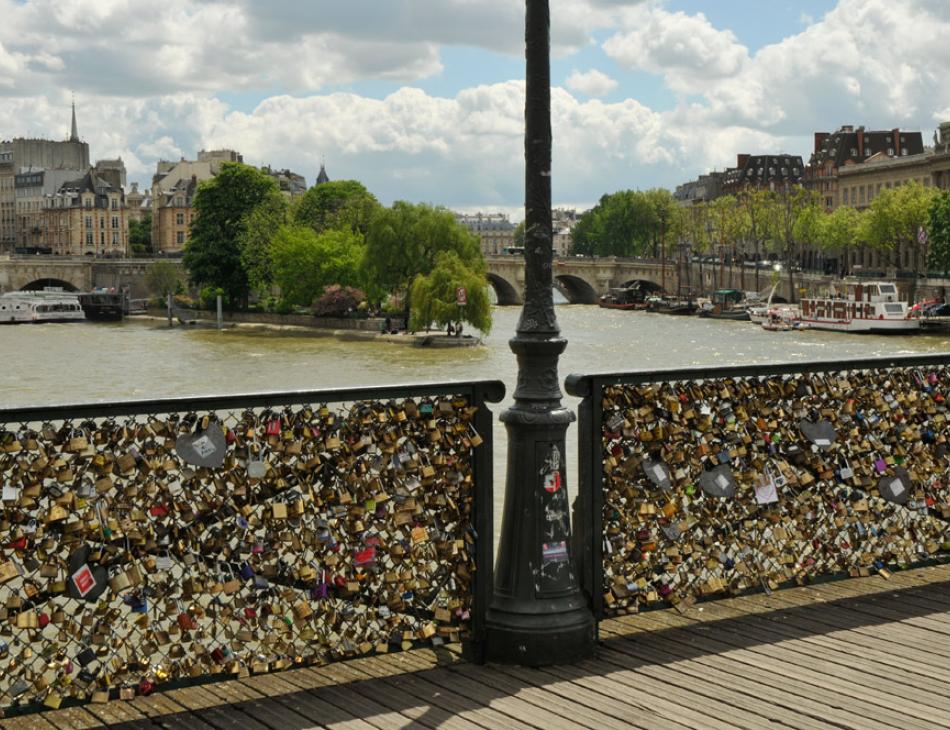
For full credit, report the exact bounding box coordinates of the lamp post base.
[485,597,594,666]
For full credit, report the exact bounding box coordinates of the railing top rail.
[565,353,950,397]
[0,379,506,422]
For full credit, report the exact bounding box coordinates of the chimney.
[814,132,829,153]
[737,154,751,169]
[892,128,900,154]
[857,128,864,159]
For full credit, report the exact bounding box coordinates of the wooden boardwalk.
[8,563,950,730]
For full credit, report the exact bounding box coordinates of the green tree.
[569,190,660,258]
[815,205,862,274]
[145,260,182,298]
[293,180,379,235]
[363,202,483,321]
[738,189,773,290]
[409,251,492,334]
[928,189,950,276]
[237,190,289,296]
[864,182,936,298]
[513,220,525,248]
[709,195,744,288]
[765,188,821,302]
[270,225,364,307]
[183,163,279,307]
[129,214,151,254]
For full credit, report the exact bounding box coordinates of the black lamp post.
[484,0,595,665]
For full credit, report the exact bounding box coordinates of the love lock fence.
[0,380,503,715]
[567,355,950,623]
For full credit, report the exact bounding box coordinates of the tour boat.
[0,297,32,323]
[0,292,86,323]
[800,281,921,334]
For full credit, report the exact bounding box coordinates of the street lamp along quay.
[484,0,595,665]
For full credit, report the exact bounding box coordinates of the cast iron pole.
[484,0,595,665]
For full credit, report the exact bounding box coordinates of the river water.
[3,307,949,534]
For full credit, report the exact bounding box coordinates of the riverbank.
[138,309,481,347]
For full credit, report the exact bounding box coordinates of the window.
[111,199,118,210]
[86,232,93,245]
[100,232,105,246]
[887,148,894,156]
[112,232,118,245]
[112,217,119,229]
[85,216,92,229]
[176,231,185,244]
[901,148,908,156]
[859,186,865,204]
[100,218,105,229]
[176,213,184,225]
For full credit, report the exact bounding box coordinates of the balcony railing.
[567,355,950,622]
[0,380,503,713]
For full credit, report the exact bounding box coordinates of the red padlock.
[177,612,197,631]
[38,613,50,628]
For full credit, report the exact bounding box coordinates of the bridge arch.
[486,273,522,306]
[554,274,598,304]
[620,279,663,295]
[21,278,80,292]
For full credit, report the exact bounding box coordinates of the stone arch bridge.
[485,255,825,304]
[0,257,170,298]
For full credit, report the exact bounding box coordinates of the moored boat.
[598,286,647,310]
[645,296,698,315]
[78,291,125,321]
[0,291,86,323]
[800,281,920,334]
[0,297,32,323]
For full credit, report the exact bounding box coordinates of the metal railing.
[567,355,950,623]
[0,379,503,713]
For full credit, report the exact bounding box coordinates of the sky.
[1,0,949,219]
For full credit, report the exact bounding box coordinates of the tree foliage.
[764,188,822,302]
[271,226,364,308]
[183,163,280,306]
[863,182,936,269]
[237,190,289,295]
[145,260,182,298]
[293,180,380,235]
[129,214,151,254]
[928,189,950,275]
[569,189,683,257]
[363,202,483,319]
[409,251,492,334]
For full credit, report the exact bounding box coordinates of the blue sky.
[0,0,946,216]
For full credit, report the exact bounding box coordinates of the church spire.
[69,96,79,142]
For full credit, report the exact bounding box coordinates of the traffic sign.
[456,287,468,305]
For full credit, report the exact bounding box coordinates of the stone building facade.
[40,171,127,256]
[804,124,925,210]
[455,212,516,256]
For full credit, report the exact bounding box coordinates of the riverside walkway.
[11,563,949,730]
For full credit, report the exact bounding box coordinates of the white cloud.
[603,6,750,94]
[565,69,618,98]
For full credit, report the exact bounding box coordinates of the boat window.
[884,303,903,314]
[878,284,896,294]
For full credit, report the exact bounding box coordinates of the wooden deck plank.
[608,633,885,730]
[0,714,61,729]
[308,682,427,730]
[192,703,273,730]
[411,666,574,730]
[165,685,232,712]
[238,672,304,698]
[343,672,485,730]
[619,616,927,730]
[129,691,191,718]
[36,707,104,730]
[725,591,950,662]
[670,597,950,695]
[472,666,690,728]
[595,644,831,730]
[535,658,776,730]
[256,686,377,730]
[454,662,685,730]
[662,603,950,725]
[380,669,523,730]
[720,595,950,683]
[81,698,149,726]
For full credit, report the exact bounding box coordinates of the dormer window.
[888,148,894,156]
[901,148,908,156]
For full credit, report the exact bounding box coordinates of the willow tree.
[409,251,492,334]
[363,201,483,322]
